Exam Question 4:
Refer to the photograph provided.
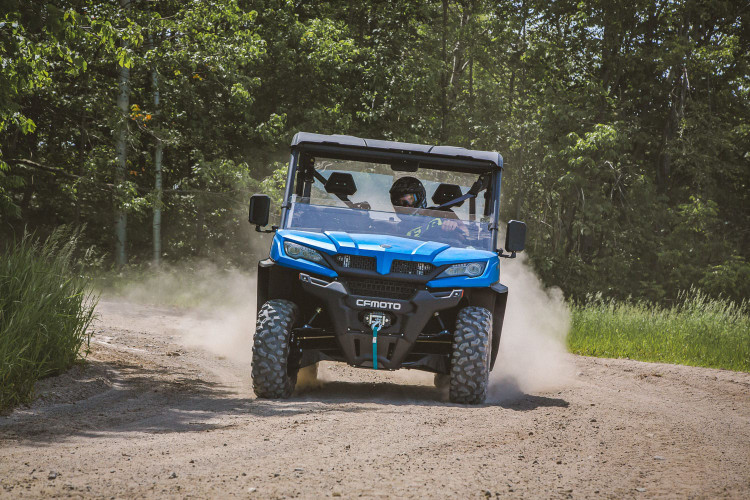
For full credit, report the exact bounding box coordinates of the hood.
[276,229,497,276]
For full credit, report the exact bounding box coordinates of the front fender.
[489,283,508,370]
[466,283,507,370]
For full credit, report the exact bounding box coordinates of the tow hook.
[371,320,380,370]
[364,312,388,370]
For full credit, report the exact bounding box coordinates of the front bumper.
[298,273,462,369]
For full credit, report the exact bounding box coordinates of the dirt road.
[1,299,749,499]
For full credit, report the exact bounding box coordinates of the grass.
[0,228,97,411]
[569,290,750,372]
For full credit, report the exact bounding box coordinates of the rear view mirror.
[505,220,527,254]
[390,160,419,172]
[248,194,271,227]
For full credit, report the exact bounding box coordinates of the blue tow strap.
[372,323,380,370]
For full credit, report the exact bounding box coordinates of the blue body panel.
[271,229,499,288]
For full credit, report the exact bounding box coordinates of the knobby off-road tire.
[449,306,492,404]
[252,299,299,398]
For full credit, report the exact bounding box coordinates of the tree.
[0,0,747,302]
[114,0,132,267]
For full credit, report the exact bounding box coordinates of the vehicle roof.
[291,132,503,170]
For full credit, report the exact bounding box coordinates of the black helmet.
[390,176,426,208]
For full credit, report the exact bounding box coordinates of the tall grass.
[0,228,97,411]
[569,290,750,371]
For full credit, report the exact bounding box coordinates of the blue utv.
[248,132,526,404]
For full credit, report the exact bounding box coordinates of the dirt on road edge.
[1,300,749,499]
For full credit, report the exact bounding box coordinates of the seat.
[325,172,357,197]
[431,183,464,207]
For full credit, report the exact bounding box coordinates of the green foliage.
[700,256,750,304]
[0,228,97,410]
[569,291,750,372]
[261,162,289,205]
[0,0,747,303]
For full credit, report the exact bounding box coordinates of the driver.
[390,176,427,209]
[389,176,468,236]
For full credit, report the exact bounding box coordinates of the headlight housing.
[438,262,486,278]
[283,241,327,265]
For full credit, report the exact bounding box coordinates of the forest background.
[1,0,748,304]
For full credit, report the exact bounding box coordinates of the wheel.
[252,299,299,398]
[449,306,492,404]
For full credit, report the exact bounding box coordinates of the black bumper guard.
[298,272,463,370]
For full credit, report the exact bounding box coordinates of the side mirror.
[504,220,527,256]
[248,194,271,228]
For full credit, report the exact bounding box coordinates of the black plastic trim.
[321,252,451,284]
[291,132,503,169]
[297,272,463,370]
[292,144,499,174]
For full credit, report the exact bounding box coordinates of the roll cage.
[280,133,505,252]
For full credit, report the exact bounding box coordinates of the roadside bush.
[569,290,750,372]
[0,228,97,411]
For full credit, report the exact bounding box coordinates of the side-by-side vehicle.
[249,132,526,404]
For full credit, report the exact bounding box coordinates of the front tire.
[449,306,492,404]
[252,299,299,398]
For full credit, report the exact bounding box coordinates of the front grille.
[346,278,417,300]
[391,260,434,276]
[335,254,376,271]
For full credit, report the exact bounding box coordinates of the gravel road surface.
[1,300,748,499]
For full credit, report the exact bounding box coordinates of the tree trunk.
[447,5,470,112]
[440,0,448,141]
[114,0,131,267]
[515,0,528,221]
[153,138,163,265]
[150,33,163,266]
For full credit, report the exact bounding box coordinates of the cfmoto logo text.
[355,299,402,310]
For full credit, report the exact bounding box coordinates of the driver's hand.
[441,219,470,238]
[442,219,459,231]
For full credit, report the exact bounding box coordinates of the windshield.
[285,157,495,250]
[287,199,493,250]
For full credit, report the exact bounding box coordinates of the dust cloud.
[488,256,574,402]
[106,254,573,401]
[113,263,257,364]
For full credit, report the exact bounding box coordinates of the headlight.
[283,241,326,265]
[438,262,486,278]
